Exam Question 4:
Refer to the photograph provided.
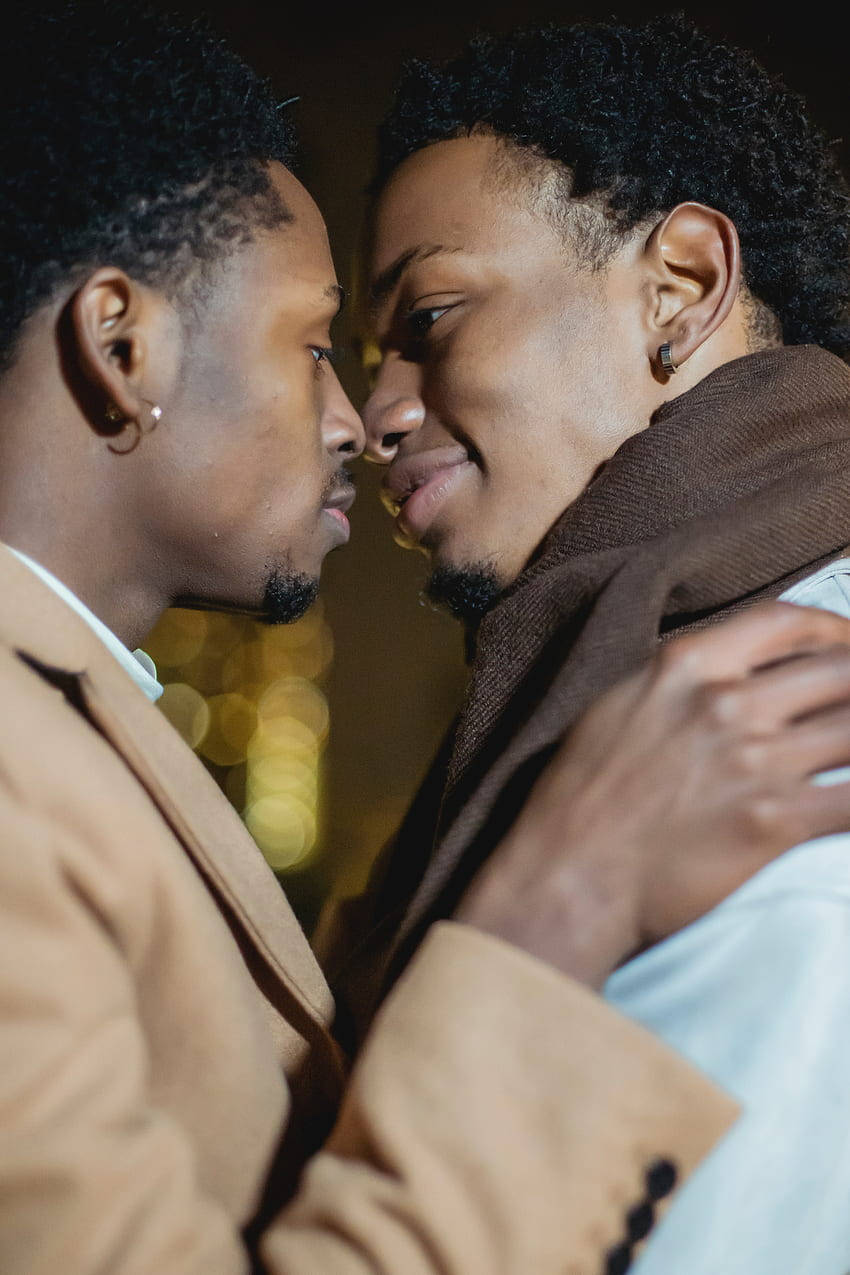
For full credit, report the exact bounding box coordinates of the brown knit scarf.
[338,345,850,1026]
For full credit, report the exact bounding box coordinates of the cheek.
[162,378,323,539]
[437,319,570,469]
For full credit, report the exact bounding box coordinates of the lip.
[383,445,474,544]
[322,484,355,545]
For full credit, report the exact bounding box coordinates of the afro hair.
[376,16,850,358]
[0,1,297,369]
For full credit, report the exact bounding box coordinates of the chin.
[425,558,503,622]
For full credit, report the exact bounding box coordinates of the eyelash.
[405,306,452,339]
[310,345,337,373]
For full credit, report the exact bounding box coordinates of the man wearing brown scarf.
[338,16,850,1274]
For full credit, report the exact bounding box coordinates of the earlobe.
[646,202,741,376]
[69,268,148,428]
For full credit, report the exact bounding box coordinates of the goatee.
[426,562,501,622]
[262,566,320,625]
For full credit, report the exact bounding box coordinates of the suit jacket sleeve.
[265,923,738,1274]
[0,788,737,1275]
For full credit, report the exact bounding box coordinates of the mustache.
[322,467,356,502]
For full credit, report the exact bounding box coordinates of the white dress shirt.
[5,545,163,703]
[607,558,850,1274]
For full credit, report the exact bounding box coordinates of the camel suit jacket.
[0,546,736,1274]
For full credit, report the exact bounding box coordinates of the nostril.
[381,432,406,450]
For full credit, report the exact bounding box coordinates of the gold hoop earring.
[105,399,163,454]
[658,342,678,376]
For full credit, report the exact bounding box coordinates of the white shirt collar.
[6,546,163,703]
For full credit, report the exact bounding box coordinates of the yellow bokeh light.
[262,600,326,649]
[145,608,209,668]
[200,693,258,766]
[278,627,332,680]
[248,714,320,762]
[246,754,318,805]
[157,682,210,750]
[221,638,296,691]
[258,676,329,741]
[244,793,317,870]
[152,597,332,877]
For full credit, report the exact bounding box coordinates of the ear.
[68,267,152,424]
[643,202,741,369]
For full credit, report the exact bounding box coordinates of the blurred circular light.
[261,601,325,651]
[246,754,318,804]
[221,639,295,691]
[244,793,317,870]
[200,693,258,766]
[157,682,210,750]
[248,715,320,761]
[258,676,329,741]
[145,609,208,668]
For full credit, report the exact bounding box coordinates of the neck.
[0,518,166,649]
[0,414,167,651]
[655,311,765,410]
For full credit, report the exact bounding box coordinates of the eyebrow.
[368,244,463,315]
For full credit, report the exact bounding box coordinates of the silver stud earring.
[658,342,678,376]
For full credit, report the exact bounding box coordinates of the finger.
[788,777,850,843]
[661,602,850,683]
[768,703,850,777]
[740,646,850,728]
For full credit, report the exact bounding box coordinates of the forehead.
[221,162,339,310]
[370,134,560,281]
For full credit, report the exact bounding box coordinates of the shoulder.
[606,834,850,1093]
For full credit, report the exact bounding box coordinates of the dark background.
[157,0,850,927]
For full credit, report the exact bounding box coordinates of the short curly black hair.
[0,1,297,371]
[376,16,850,358]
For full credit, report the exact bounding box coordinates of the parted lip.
[382,444,471,514]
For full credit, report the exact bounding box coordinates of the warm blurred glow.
[148,604,330,876]
[258,676,330,741]
[144,608,209,668]
[247,754,317,803]
[201,693,258,766]
[157,681,210,750]
[244,793,317,870]
[249,715,321,761]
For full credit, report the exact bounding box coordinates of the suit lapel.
[78,660,334,1025]
[0,547,333,1029]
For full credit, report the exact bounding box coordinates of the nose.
[363,359,425,464]
[321,365,365,461]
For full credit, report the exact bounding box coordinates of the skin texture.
[0,163,364,649]
[364,133,749,586]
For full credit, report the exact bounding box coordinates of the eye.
[405,306,452,338]
[309,345,336,373]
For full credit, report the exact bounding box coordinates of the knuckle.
[741,792,784,840]
[731,737,769,777]
[696,681,744,727]
[654,636,702,683]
